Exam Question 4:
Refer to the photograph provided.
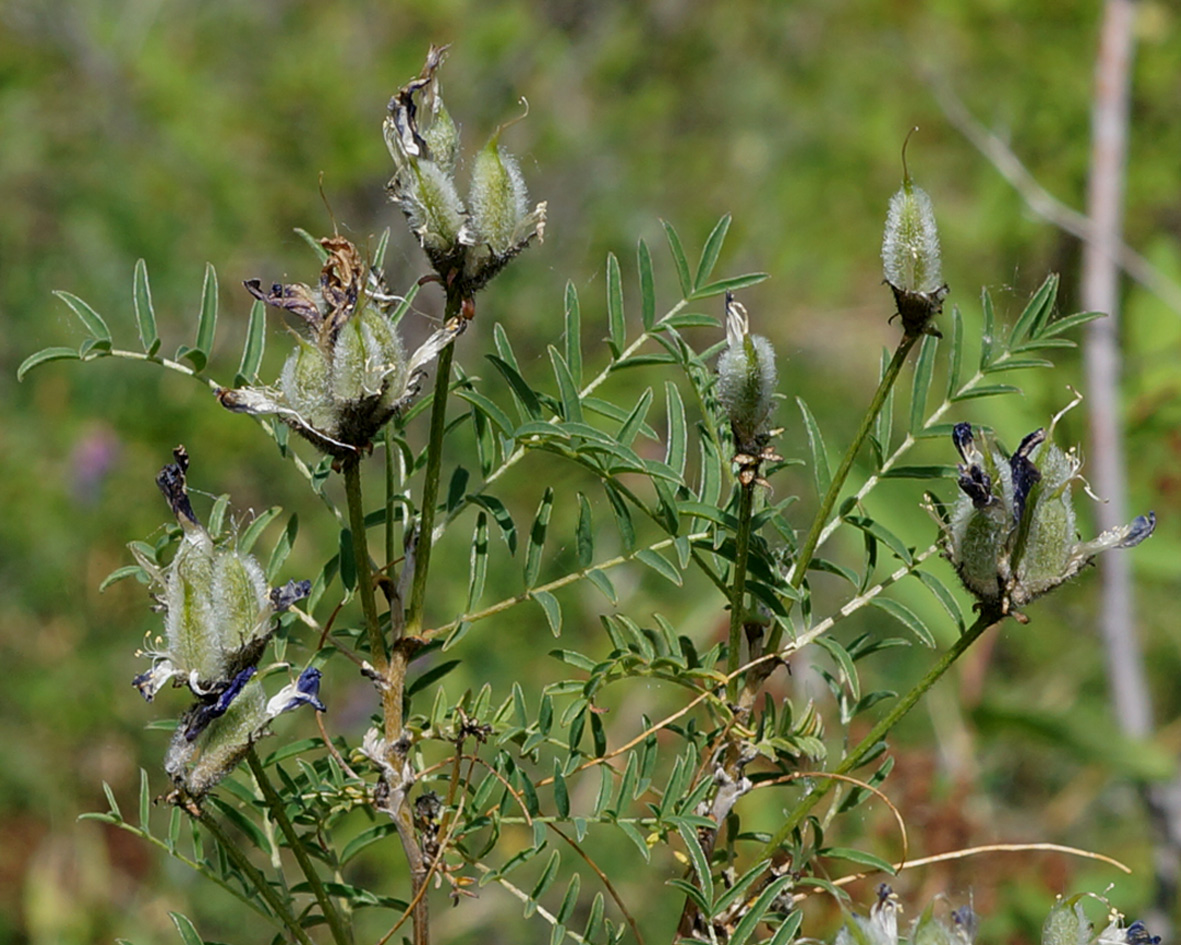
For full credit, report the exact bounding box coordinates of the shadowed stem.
[247,748,351,945]
[343,456,386,673]
[405,295,461,637]
[727,481,756,702]
[761,606,1004,857]
[764,332,920,656]
[196,807,318,945]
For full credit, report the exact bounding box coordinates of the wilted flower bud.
[932,410,1155,615]
[717,293,780,487]
[131,448,321,800]
[384,45,546,302]
[215,236,461,457]
[881,132,948,337]
[717,293,777,449]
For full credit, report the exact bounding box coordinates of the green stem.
[765,332,920,655]
[196,807,317,945]
[761,606,1003,857]
[385,424,397,572]
[343,455,385,670]
[405,309,459,637]
[726,482,757,702]
[248,749,351,945]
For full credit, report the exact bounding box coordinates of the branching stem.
[247,749,351,945]
[196,807,317,945]
[405,296,461,636]
[343,455,386,673]
[726,481,756,702]
[761,606,1004,857]
[766,332,919,655]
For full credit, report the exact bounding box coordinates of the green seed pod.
[165,527,219,682]
[211,548,269,655]
[279,336,333,431]
[1042,898,1091,945]
[882,180,942,296]
[1013,444,1076,598]
[936,416,1155,614]
[717,295,777,452]
[881,132,947,337]
[167,673,267,796]
[717,335,777,450]
[469,132,529,256]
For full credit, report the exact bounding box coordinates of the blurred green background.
[3,1,1181,942]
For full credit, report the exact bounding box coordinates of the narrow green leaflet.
[168,912,204,945]
[548,347,583,423]
[564,281,582,385]
[524,487,555,588]
[797,397,832,498]
[18,347,80,380]
[978,287,996,370]
[674,819,714,906]
[606,252,626,357]
[665,381,687,478]
[265,513,298,583]
[468,512,489,609]
[874,348,894,459]
[945,305,964,403]
[235,299,266,386]
[237,506,282,555]
[133,259,161,355]
[556,873,581,925]
[533,589,562,636]
[914,569,964,633]
[576,494,594,568]
[487,355,542,421]
[635,549,682,586]
[694,214,731,291]
[1009,273,1057,345]
[869,597,935,647]
[456,389,516,439]
[662,219,693,298]
[470,494,518,554]
[54,290,111,344]
[638,239,656,330]
[727,874,795,945]
[190,262,219,371]
[909,333,938,434]
[1042,309,1104,338]
[617,388,654,448]
[689,272,768,301]
[525,851,561,918]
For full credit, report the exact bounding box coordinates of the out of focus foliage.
[4,2,1180,943]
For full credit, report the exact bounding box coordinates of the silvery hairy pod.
[131,447,323,800]
[1042,896,1159,945]
[716,293,780,486]
[931,411,1155,615]
[384,45,546,304]
[881,132,948,337]
[215,235,461,457]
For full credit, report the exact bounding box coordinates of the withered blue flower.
[132,447,321,799]
[932,417,1155,615]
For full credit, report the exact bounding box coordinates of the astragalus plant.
[22,46,1156,945]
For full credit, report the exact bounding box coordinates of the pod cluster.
[216,236,460,457]
[132,448,323,799]
[384,45,547,301]
[935,420,1155,614]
